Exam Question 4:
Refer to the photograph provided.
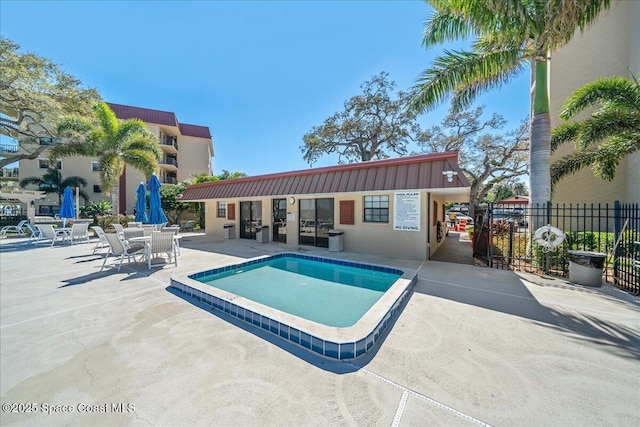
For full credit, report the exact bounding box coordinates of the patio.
[1,234,638,426]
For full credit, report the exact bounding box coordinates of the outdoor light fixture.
[442,170,458,182]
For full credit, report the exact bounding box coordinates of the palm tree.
[551,74,640,184]
[19,168,89,205]
[50,102,161,215]
[408,0,611,225]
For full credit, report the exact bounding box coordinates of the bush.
[96,214,134,231]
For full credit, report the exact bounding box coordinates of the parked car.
[455,214,474,225]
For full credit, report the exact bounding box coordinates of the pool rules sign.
[393,192,420,231]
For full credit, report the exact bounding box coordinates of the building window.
[93,185,102,193]
[91,161,102,171]
[38,159,62,169]
[217,201,227,218]
[363,195,389,223]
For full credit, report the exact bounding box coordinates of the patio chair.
[69,222,90,245]
[100,233,146,272]
[127,222,142,228]
[141,224,155,236]
[24,223,41,242]
[33,224,67,246]
[90,226,110,254]
[162,224,181,255]
[112,223,125,235]
[123,227,144,243]
[146,231,177,270]
[0,220,28,238]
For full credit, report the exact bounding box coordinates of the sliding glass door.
[299,198,334,248]
[240,201,262,239]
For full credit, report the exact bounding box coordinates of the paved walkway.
[1,234,638,426]
[430,230,474,265]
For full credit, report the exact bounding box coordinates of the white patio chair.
[123,227,144,243]
[112,223,125,234]
[33,224,67,246]
[162,224,181,255]
[141,224,155,236]
[100,233,146,272]
[146,231,177,270]
[90,226,110,254]
[127,222,142,228]
[0,220,28,238]
[69,222,90,245]
[24,223,41,242]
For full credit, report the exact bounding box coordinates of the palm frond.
[48,140,96,162]
[422,7,475,47]
[116,119,149,141]
[124,134,162,161]
[92,102,118,139]
[408,47,526,113]
[57,116,92,135]
[551,149,600,185]
[560,76,640,119]
[573,109,640,150]
[121,150,159,177]
[592,134,640,180]
[543,0,611,50]
[551,122,580,151]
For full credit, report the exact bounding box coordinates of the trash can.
[567,250,606,287]
[223,224,235,239]
[256,225,269,243]
[328,230,344,252]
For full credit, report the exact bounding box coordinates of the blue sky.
[1,1,530,177]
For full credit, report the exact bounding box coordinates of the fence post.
[488,202,493,268]
[614,201,621,281]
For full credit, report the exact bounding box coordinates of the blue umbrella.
[59,186,75,227]
[134,182,148,223]
[147,174,167,224]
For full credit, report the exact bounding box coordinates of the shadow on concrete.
[166,285,401,373]
[430,230,473,265]
[414,266,640,361]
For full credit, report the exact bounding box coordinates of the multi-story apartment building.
[17,103,213,215]
[550,0,639,204]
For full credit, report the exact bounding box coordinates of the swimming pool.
[171,253,416,360]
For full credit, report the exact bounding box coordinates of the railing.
[0,144,19,154]
[0,168,19,178]
[160,136,179,150]
[162,176,178,185]
[161,157,178,167]
[475,201,639,296]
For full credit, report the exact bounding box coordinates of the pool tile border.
[170,252,416,361]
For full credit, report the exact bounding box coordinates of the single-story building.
[180,152,470,261]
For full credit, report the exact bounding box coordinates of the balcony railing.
[0,168,19,178]
[160,157,178,167]
[160,136,178,150]
[162,176,178,185]
[0,144,19,154]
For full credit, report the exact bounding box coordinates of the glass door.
[298,198,333,248]
[240,201,262,239]
[272,199,287,243]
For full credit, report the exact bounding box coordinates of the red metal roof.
[179,123,212,139]
[108,103,179,127]
[181,152,470,201]
[107,103,212,139]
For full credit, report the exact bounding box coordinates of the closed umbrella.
[59,186,75,227]
[134,182,148,223]
[147,174,167,225]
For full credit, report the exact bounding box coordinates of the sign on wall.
[393,192,421,231]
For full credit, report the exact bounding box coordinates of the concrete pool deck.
[1,234,639,426]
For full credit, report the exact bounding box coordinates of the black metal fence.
[473,201,639,296]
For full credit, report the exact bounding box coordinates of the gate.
[476,201,639,296]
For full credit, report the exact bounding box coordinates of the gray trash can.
[567,250,606,287]
[328,230,344,252]
[223,224,235,239]
[256,225,269,243]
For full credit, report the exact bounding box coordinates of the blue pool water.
[197,256,402,327]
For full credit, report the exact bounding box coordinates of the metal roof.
[181,151,470,201]
[107,103,211,139]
